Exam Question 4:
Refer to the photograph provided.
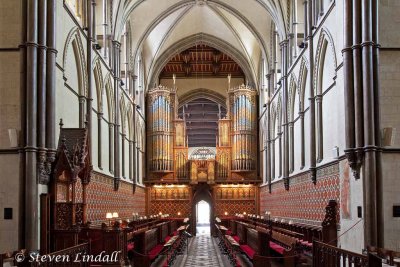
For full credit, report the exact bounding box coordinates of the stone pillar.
[109,123,114,173]
[37,0,47,184]
[46,0,57,172]
[265,74,272,192]
[343,0,357,177]
[299,111,305,169]
[97,113,103,169]
[361,0,378,247]
[353,0,364,177]
[281,40,290,190]
[308,0,316,183]
[26,0,39,250]
[371,0,384,247]
[121,133,126,178]
[112,40,121,190]
[289,122,294,173]
[316,94,323,162]
[79,96,86,128]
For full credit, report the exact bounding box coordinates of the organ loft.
[146,83,258,184]
[1,0,400,267]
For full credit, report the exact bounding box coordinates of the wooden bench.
[132,228,165,267]
[225,221,271,267]
[268,230,302,267]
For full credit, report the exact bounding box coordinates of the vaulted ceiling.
[111,0,289,90]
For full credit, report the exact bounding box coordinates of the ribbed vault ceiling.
[111,0,288,90]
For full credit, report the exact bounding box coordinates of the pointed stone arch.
[314,28,337,95]
[297,58,309,112]
[104,74,115,123]
[62,27,88,97]
[149,33,256,90]
[288,74,298,122]
[93,57,104,113]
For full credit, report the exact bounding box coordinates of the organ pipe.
[229,85,257,172]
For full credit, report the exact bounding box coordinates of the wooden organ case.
[216,84,258,182]
[146,84,259,183]
[147,85,189,182]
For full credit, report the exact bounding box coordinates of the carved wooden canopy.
[54,125,92,184]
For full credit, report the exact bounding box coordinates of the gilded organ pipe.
[229,85,257,172]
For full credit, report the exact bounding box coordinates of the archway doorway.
[196,200,210,235]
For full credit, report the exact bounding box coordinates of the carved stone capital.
[344,148,362,179]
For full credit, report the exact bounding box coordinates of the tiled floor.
[180,234,223,267]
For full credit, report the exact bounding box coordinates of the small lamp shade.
[112,212,119,218]
[106,213,113,219]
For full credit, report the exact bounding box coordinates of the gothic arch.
[149,33,256,89]
[120,96,127,134]
[104,74,115,123]
[190,184,214,235]
[93,57,104,113]
[62,27,88,97]
[288,74,298,122]
[178,88,227,110]
[314,28,337,95]
[297,58,309,112]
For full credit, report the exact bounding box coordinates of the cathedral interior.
[0,0,400,266]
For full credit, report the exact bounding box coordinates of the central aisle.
[180,234,224,267]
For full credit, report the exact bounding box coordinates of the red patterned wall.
[214,185,257,217]
[214,200,256,217]
[86,172,146,222]
[260,163,340,225]
[148,186,192,217]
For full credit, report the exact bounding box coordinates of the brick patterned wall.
[214,185,257,217]
[86,172,146,222]
[148,186,192,217]
[214,200,256,217]
[149,201,192,217]
[260,163,340,225]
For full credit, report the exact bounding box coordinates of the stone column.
[281,40,290,190]
[353,0,364,177]
[121,133,126,178]
[371,0,384,247]
[316,94,323,162]
[26,0,39,250]
[37,0,47,184]
[86,0,95,153]
[109,123,114,173]
[46,0,57,172]
[102,0,107,59]
[361,0,378,247]
[303,0,308,44]
[299,111,305,169]
[343,0,357,177]
[79,96,86,128]
[97,113,103,169]
[265,74,272,192]
[289,122,294,173]
[308,0,316,183]
[113,40,121,190]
